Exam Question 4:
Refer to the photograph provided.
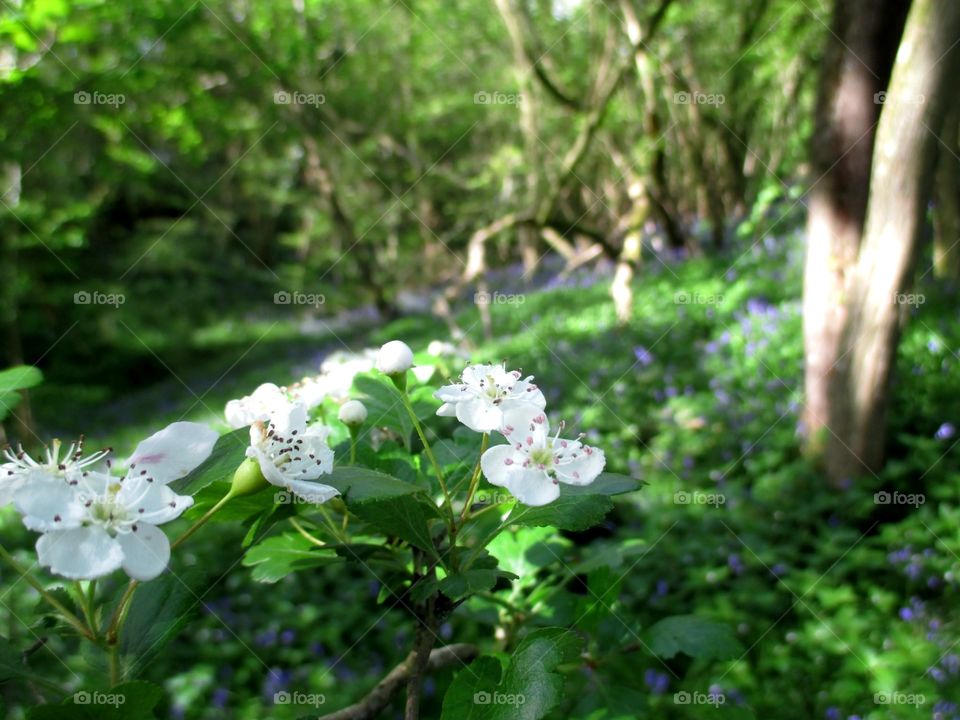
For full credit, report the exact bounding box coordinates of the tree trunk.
[826,0,960,481]
[801,0,909,457]
[933,105,960,279]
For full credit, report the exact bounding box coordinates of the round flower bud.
[376,340,414,375]
[230,456,269,498]
[338,399,368,426]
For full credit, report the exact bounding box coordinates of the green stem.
[0,545,93,640]
[108,643,120,687]
[399,391,456,533]
[459,433,489,525]
[169,490,237,552]
[74,580,98,640]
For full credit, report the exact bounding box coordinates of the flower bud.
[230,457,269,498]
[376,340,414,375]
[338,399,368,426]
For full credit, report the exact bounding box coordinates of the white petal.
[480,445,527,487]
[14,477,83,531]
[505,380,546,410]
[118,523,171,581]
[283,478,340,504]
[506,472,561,506]
[37,527,124,580]
[224,399,253,429]
[127,422,219,484]
[434,384,468,402]
[436,402,457,417]
[456,398,502,433]
[554,445,606,486]
[117,476,194,525]
[500,404,550,445]
[269,403,308,435]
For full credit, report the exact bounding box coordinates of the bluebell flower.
[935,422,956,440]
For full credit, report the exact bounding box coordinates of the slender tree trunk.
[826,0,960,481]
[933,106,960,279]
[801,0,909,457]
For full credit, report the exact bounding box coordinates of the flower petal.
[500,404,550,445]
[434,384,468,403]
[37,527,124,580]
[456,398,502,433]
[436,402,457,417]
[554,445,606,486]
[127,422,219,484]
[118,523,171,581]
[14,476,83,531]
[118,476,194,525]
[283,478,340,504]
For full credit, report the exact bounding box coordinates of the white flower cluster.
[434,363,606,506]
[2,423,218,580]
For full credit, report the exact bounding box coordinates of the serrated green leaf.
[26,680,163,719]
[441,628,584,720]
[324,466,424,502]
[642,615,743,660]
[509,494,613,532]
[350,493,440,557]
[242,533,340,582]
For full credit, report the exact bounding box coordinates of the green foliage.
[642,615,743,661]
[0,365,42,421]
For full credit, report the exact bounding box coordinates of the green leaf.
[509,495,613,532]
[324,466,425,502]
[350,493,440,556]
[441,628,584,720]
[119,571,205,678]
[242,533,340,582]
[169,428,248,495]
[0,365,43,393]
[563,473,642,496]
[642,615,744,660]
[26,681,163,719]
